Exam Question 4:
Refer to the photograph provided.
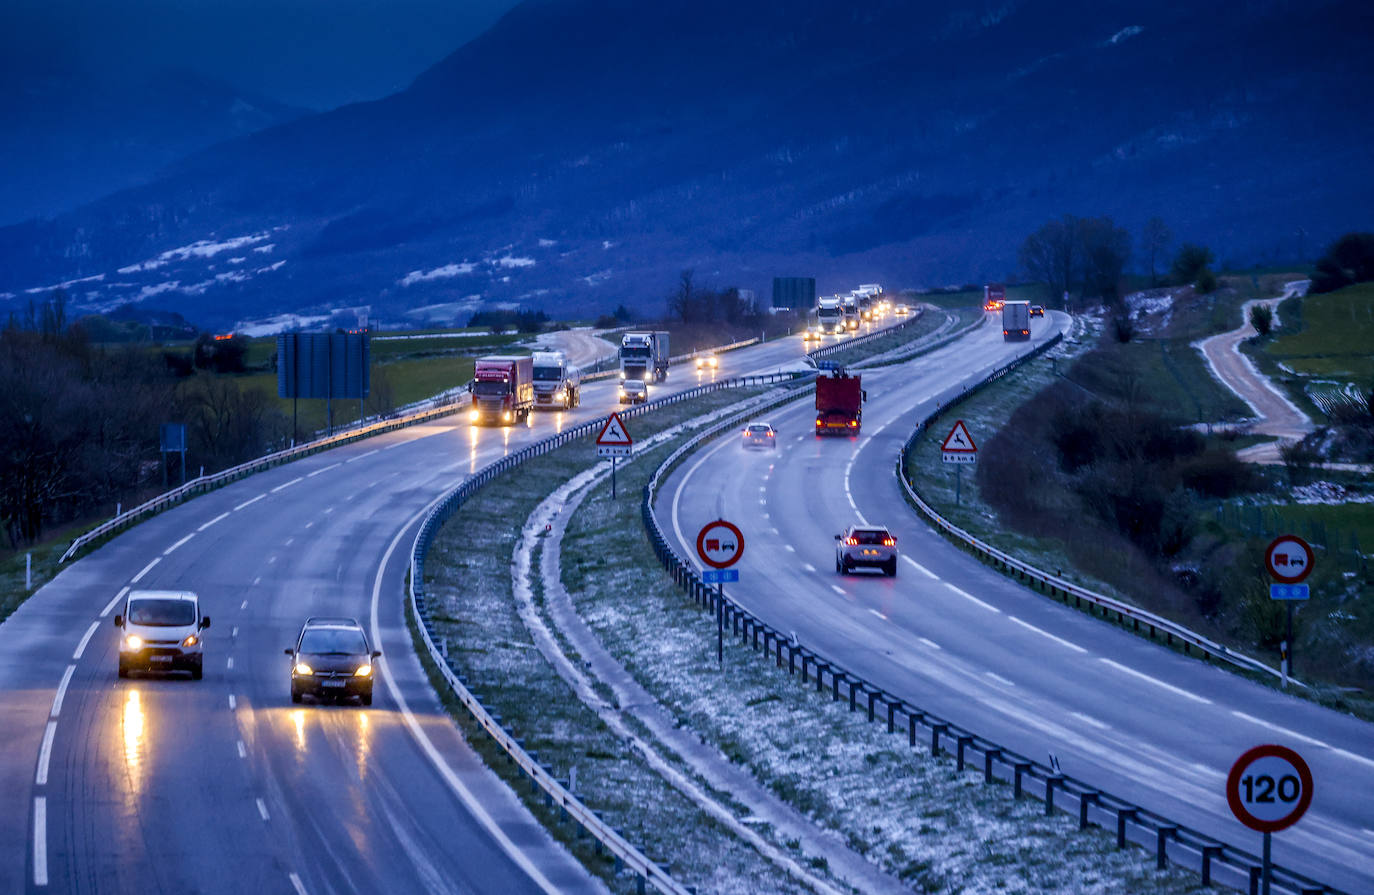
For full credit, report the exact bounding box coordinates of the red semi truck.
[469,355,534,425]
[815,364,864,435]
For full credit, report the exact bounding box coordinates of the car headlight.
[353,664,372,677]
[469,410,479,421]
[181,634,199,647]
[125,635,144,650]
[294,662,314,676]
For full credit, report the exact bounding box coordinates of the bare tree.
[668,269,696,322]
[1142,217,1171,287]
[1079,217,1132,305]
[1019,215,1079,307]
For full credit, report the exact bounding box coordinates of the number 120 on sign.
[1226,744,1313,833]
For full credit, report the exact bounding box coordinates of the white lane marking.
[163,533,195,555]
[323,506,334,514]
[229,695,236,710]
[35,721,57,785]
[51,665,75,718]
[306,462,342,478]
[1006,615,1089,654]
[227,657,234,670]
[33,797,47,887]
[305,521,314,529]
[944,583,999,613]
[371,496,565,895]
[237,740,247,759]
[1099,659,1211,705]
[784,545,796,553]
[918,637,941,650]
[346,449,380,463]
[253,577,261,585]
[240,601,249,610]
[803,563,817,572]
[100,587,128,618]
[1229,710,1328,748]
[130,557,160,583]
[985,672,1016,688]
[1072,711,1109,730]
[795,435,805,442]
[381,440,404,450]
[867,609,887,621]
[73,621,100,660]
[256,798,270,821]
[758,499,766,506]
[284,538,294,547]
[235,494,266,511]
[830,585,847,596]
[267,556,277,564]
[901,555,938,579]
[1333,748,1374,771]
[197,512,230,532]
[232,626,239,638]
[270,477,303,493]
[289,872,308,895]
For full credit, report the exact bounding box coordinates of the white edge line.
[51,665,75,717]
[100,587,128,618]
[33,797,47,887]
[163,533,195,555]
[1332,748,1374,771]
[130,557,160,584]
[1006,615,1088,654]
[73,621,100,660]
[901,555,939,579]
[234,494,266,511]
[944,582,999,612]
[289,872,308,895]
[1100,658,1211,705]
[372,497,564,895]
[1229,710,1327,748]
[197,512,230,532]
[35,721,57,785]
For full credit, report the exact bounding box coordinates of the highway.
[658,311,1374,893]
[0,327,822,895]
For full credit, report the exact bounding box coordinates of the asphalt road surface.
[659,311,1374,893]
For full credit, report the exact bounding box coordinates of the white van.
[113,590,210,679]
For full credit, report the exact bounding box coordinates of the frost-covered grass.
[563,440,1207,895]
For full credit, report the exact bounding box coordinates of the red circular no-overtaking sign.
[1265,535,1315,584]
[1226,744,1313,833]
[696,520,744,569]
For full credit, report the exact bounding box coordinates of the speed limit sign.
[1226,744,1313,833]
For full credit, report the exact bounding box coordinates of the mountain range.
[2,0,1370,331]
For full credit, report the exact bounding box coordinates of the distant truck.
[815,363,864,435]
[840,294,860,330]
[816,297,845,334]
[620,331,670,383]
[1002,300,1031,341]
[469,355,534,425]
[983,283,1006,312]
[531,350,581,410]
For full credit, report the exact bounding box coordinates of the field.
[1261,281,1374,384]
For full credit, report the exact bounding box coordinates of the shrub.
[1170,243,1215,286]
[1249,304,1274,336]
[1310,232,1374,293]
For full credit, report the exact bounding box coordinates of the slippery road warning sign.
[696,519,744,569]
[941,419,977,464]
[596,413,633,458]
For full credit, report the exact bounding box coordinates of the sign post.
[595,413,634,498]
[940,420,978,506]
[1265,535,1314,682]
[1226,744,1313,895]
[696,520,745,666]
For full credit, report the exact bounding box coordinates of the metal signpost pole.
[1286,604,1294,676]
[956,464,962,506]
[1262,831,1272,895]
[611,457,617,499]
[717,582,724,666]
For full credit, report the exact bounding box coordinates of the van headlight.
[353,665,372,677]
[181,634,199,647]
[469,410,479,421]
[294,662,314,676]
[125,635,144,650]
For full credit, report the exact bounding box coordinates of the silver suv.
[835,526,898,577]
[114,590,210,678]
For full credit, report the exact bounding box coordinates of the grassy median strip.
[562,437,1204,895]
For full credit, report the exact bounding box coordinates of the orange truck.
[815,364,864,435]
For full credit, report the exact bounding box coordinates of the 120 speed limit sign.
[1226,744,1313,833]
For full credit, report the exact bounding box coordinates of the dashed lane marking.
[256,798,270,821]
[830,585,846,596]
[984,672,1016,688]
[237,740,247,759]
[306,462,342,478]
[234,494,266,511]
[35,722,56,785]
[270,477,303,494]
[784,545,795,553]
[1099,659,1211,705]
[1229,711,1327,748]
[918,637,941,650]
[1006,616,1088,654]
[33,797,47,887]
[100,587,128,618]
[803,563,816,573]
[229,695,236,710]
[289,873,308,895]
[227,658,234,670]
[346,449,379,463]
[867,609,886,621]
[944,583,999,613]
[901,556,938,579]
[73,621,99,660]
[130,557,160,584]
[198,512,230,532]
[50,665,75,718]
[1072,711,1110,730]
[164,533,195,555]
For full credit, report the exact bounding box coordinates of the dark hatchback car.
[286,617,381,705]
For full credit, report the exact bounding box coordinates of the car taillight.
[848,420,857,427]
[845,537,858,546]
[815,418,823,427]
[882,538,895,547]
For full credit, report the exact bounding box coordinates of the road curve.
[659,312,1374,893]
[0,328,833,895]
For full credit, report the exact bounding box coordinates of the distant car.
[742,422,777,448]
[894,304,910,316]
[835,525,898,577]
[1030,305,1045,317]
[619,379,648,404]
[802,327,821,342]
[695,353,719,370]
[286,617,380,705]
[114,590,210,679]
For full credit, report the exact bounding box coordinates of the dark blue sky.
[4,0,521,109]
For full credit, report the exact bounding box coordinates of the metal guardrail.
[638,346,1339,895]
[59,392,472,563]
[582,335,764,383]
[408,371,806,895]
[895,333,1294,685]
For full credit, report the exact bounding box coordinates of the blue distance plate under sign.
[702,569,739,583]
[1269,584,1310,601]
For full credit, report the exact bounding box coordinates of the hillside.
[1,0,1371,330]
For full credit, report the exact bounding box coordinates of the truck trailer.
[1001,301,1031,341]
[620,331,670,383]
[816,297,844,334]
[815,364,864,435]
[470,355,534,425]
[531,350,580,409]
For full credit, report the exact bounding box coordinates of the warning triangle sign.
[940,420,977,453]
[595,412,634,446]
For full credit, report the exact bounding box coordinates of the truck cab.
[470,355,535,425]
[532,350,580,410]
